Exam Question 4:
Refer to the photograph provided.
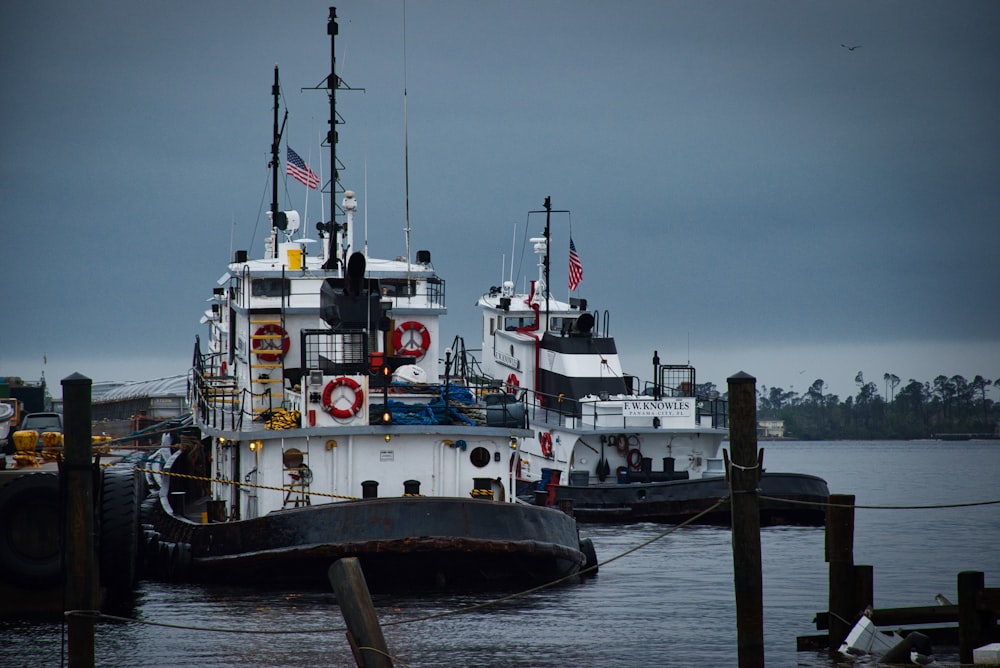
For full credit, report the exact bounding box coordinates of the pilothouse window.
[252,278,291,297]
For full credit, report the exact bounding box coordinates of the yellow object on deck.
[287,248,303,270]
[41,432,63,448]
[12,430,38,453]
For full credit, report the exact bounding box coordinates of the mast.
[543,195,551,324]
[270,65,280,259]
[324,7,340,271]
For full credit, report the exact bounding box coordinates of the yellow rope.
[133,466,359,501]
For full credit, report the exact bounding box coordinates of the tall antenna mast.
[269,65,283,259]
[403,0,412,291]
[324,7,340,271]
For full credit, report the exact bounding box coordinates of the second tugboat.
[475,197,829,525]
[141,8,588,591]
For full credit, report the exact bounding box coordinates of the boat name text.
[494,351,521,371]
[622,399,693,417]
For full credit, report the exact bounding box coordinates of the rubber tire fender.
[0,472,62,587]
[579,537,599,577]
[100,465,141,595]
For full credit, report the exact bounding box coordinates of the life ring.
[627,448,643,470]
[539,432,554,458]
[252,323,290,362]
[506,373,520,394]
[322,377,365,419]
[393,320,431,359]
[0,473,62,587]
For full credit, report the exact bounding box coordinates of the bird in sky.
[841,44,862,51]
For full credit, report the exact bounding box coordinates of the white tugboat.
[475,197,829,525]
[141,8,588,591]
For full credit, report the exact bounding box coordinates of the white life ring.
[252,324,290,362]
[322,377,364,419]
[393,321,431,359]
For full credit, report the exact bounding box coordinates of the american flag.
[568,237,583,291]
[286,147,320,189]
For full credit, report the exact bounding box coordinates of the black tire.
[0,473,62,587]
[579,537,599,577]
[99,465,140,594]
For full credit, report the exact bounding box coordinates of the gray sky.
[2,0,998,401]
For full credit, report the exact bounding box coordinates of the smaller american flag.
[286,147,320,189]
[568,237,583,291]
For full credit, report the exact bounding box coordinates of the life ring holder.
[322,377,365,420]
[627,448,643,470]
[393,320,431,360]
[505,373,520,395]
[539,431,554,458]
[252,323,290,362]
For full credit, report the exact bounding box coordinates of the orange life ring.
[627,448,643,470]
[322,377,364,420]
[252,324,290,362]
[393,321,431,359]
[506,373,520,394]
[539,432,553,458]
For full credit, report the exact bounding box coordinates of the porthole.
[470,447,491,468]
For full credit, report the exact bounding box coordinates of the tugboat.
[140,8,587,591]
[475,197,829,525]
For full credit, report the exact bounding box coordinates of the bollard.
[727,371,764,668]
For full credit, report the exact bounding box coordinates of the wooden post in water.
[328,558,393,668]
[958,570,985,664]
[825,493,856,652]
[727,371,764,668]
[63,373,96,668]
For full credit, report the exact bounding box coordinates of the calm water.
[2,440,997,667]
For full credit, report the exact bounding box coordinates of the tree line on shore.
[744,372,997,440]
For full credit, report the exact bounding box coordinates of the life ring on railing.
[627,448,643,470]
[506,373,520,394]
[252,324,290,362]
[322,377,364,420]
[393,321,431,359]
[539,432,554,458]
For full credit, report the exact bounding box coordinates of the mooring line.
[757,494,1000,510]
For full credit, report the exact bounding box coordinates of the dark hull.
[142,493,585,591]
[550,472,829,526]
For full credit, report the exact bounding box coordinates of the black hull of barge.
[550,472,829,526]
[142,494,585,592]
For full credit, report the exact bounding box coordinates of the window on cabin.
[251,278,291,297]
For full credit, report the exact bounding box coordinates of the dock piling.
[328,558,393,668]
[825,493,858,652]
[62,372,96,668]
[727,371,764,668]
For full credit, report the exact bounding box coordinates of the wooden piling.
[727,371,764,668]
[328,558,393,668]
[63,373,96,668]
[825,493,856,652]
[959,570,987,664]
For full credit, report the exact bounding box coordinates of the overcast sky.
[2,0,998,401]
